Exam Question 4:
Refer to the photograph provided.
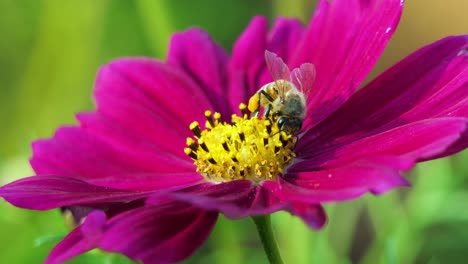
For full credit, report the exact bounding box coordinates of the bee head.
[277,116,302,135]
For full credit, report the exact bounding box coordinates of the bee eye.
[277,117,287,128]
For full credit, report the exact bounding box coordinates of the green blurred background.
[0,0,467,263]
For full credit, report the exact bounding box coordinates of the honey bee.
[248,50,316,135]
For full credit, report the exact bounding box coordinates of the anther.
[222,141,230,151]
[208,157,217,164]
[186,138,198,151]
[198,139,209,152]
[230,154,238,162]
[184,148,197,160]
[205,110,215,128]
[213,112,221,121]
[189,122,202,138]
[265,120,272,134]
[239,103,248,118]
[239,132,245,141]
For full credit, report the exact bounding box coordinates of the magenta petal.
[167,29,232,116]
[290,202,327,230]
[255,18,307,87]
[296,118,467,169]
[31,126,194,181]
[92,203,217,264]
[150,180,286,219]
[95,58,212,132]
[45,211,107,264]
[100,205,217,263]
[76,112,193,169]
[257,181,328,229]
[46,228,87,264]
[293,0,403,129]
[267,18,305,62]
[298,36,468,161]
[229,17,307,105]
[31,58,215,181]
[229,16,268,105]
[0,176,151,210]
[87,172,203,192]
[283,156,411,203]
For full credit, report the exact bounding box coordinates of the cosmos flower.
[1,0,467,263]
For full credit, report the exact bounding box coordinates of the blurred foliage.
[0,0,467,263]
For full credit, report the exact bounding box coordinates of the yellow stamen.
[185,104,296,183]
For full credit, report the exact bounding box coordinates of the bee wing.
[265,50,291,100]
[291,63,316,98]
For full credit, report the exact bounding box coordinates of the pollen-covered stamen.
[198,139,209,152]
[265,120,272,134]
[184,148,197,160]
[186,138,198,151]
[185,104,296,183]
[222,141,230,151]
[239,103,248,118]
[205,110,215,128]
[239,132,245,141]
[189,122,202,138]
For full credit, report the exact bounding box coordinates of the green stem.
[252,215,284,264]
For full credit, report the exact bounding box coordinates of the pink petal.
[0,176,152,210]
[167,29,232,117]
[228,16,269,105]
[255,19,312,93]
[98,204,217,263]
[149,180,287,219]
[295,118,467,170]
[31,126,195,181]
[289,202,327,230]
[259,180,328,229]
[48,203,218,264]
[267,18,305,62]
[45,211,107,264]
[229,17,307,106]
[293,0,404,129]
[86,172,203,192]
[31,58,218,183]
[282,156,411,203]
[76,112,192,167]
[298,36,468,162]
[95,58,212,133]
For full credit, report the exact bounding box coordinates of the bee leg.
[248,93,261,117]
[259,90,275,103]
[249,90,275,118]
[259,90,275,118]
[263,104,272,118]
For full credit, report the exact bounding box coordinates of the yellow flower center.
[184,103,296,183]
